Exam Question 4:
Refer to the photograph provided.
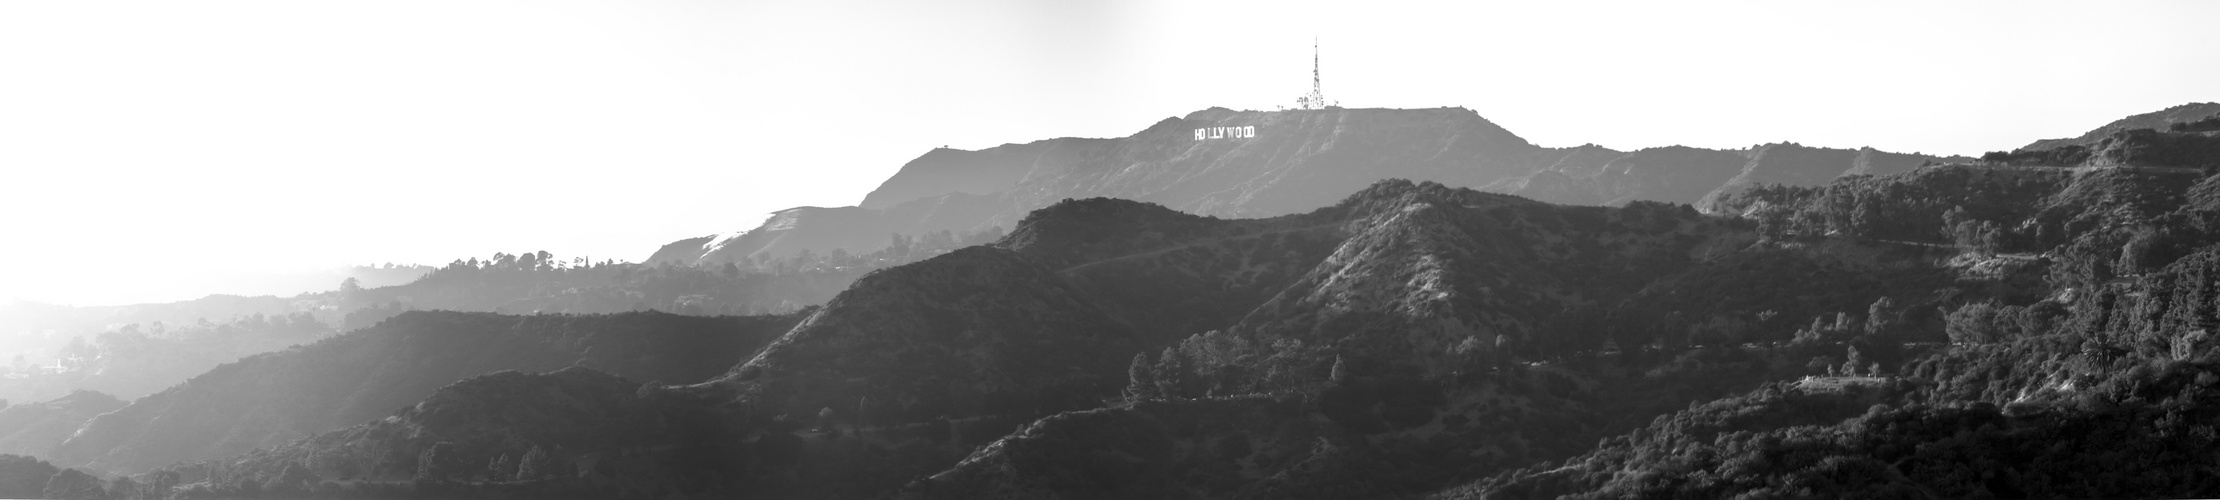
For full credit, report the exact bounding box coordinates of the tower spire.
[1294,38,1334,110]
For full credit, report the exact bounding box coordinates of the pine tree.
[487,453,514,482]
[517,445,551,481]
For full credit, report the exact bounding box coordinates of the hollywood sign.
[1194,126,1257,140]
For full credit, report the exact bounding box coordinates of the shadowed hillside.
[49,310,804,474]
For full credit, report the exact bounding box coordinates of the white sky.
[2,0,2216,306]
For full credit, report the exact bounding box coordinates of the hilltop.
[652,106,1966,266]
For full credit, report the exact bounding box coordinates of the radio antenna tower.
[1294,38,1335,110]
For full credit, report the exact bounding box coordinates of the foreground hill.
[49,310,803,473]
[1433,119,2220,499]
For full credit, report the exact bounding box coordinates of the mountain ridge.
[659,106,1971,265]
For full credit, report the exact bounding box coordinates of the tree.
[1942,206,1972,246]
[42,468,104,500]
[487,453,515,482]
[1865,297,1898,337]
[1152,348,1187,399]
[517,445,552,481]
[1124,353,1158,403]
[1329,355,1349,386]
[105,477,138,500]
[416,442,465,483]
[339,277,364,297]
[889,233,913,256]
[1842,346,1865,376]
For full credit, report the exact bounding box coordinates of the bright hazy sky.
[3,0,2217,306]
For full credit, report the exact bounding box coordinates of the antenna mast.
[1295,38,1335,110]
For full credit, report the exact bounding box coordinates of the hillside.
[1432,122,2220,499]
[658,106,1557,264]
[168,367,742,500]
[659,106,1977,267]
[163,165,2199,498]
[48,310,803,474]
[140,102,2220,499]
[2020,102,2220,151]
[860,142,1110,209]
[0,391,122,460]
[713,245,1144,422]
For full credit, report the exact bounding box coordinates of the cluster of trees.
[2171,115,2220,133]
[438,250,603,274]
[1980,144,2093,166]
[0,454,136,500]
[363,230,1003,318]
[2090,128,2220,170]
[414,442,554,484]
[1977,125,2220,170]
[1728,166,2078,248]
